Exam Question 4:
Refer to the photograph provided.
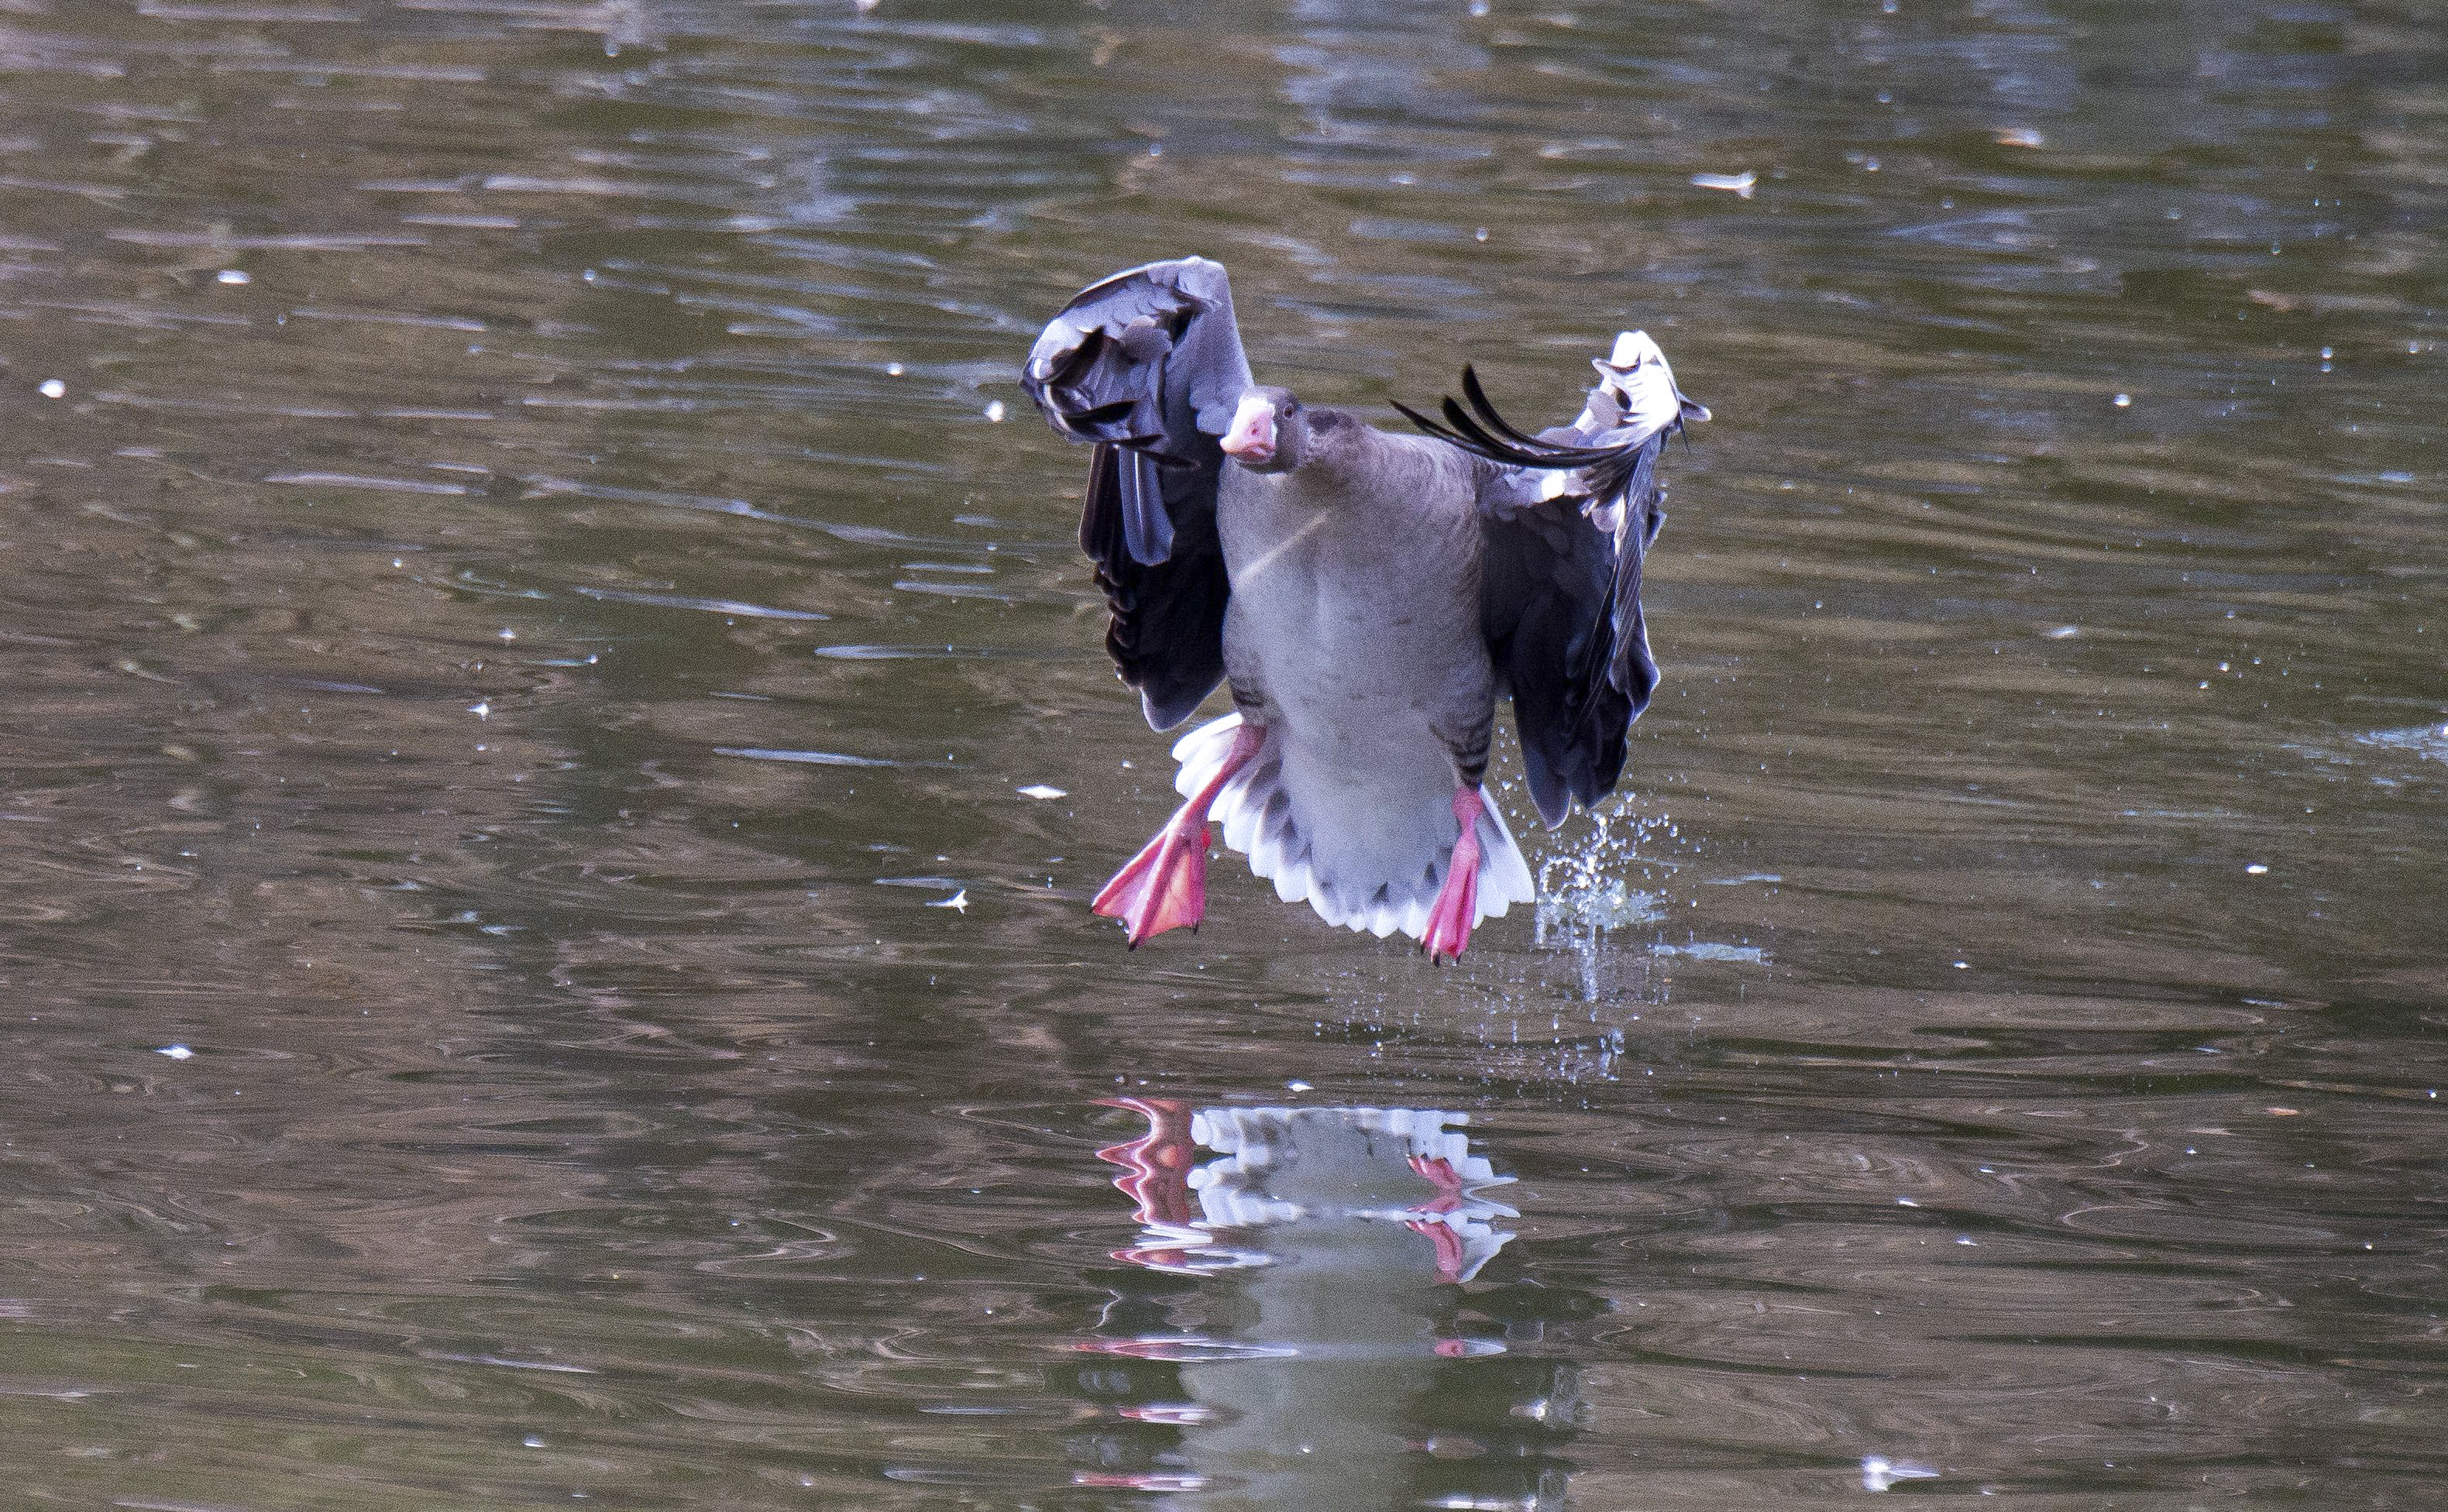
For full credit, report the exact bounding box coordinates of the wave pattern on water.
[0,0,2442,1507]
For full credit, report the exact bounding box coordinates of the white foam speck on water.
[717,746,896,768]
[1016,784,1066,800]
[1862,1456,1939,1492]
[574,585,830,622]
[2354,724,2448,762]
[157,1043,194,1060]
[426,1352,597,1373]
[1653,941,1766,964]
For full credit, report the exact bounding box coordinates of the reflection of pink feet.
[1092,725,1261,947]
[1093,1097,1195,1227]
[1420,786,1484,964]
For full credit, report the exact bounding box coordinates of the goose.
[1021,256,1706,960]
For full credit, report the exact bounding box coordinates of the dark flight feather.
[1023,258,1254,728]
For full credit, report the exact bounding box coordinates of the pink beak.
[1219,395,1276,463]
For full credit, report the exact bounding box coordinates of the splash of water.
[1533,802,1676,1001]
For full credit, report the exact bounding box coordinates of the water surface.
[2,1,2444,1507]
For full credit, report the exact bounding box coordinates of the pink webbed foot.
[1092,724,1262,947]
[1420,785,1487,964]
[1092,811,1215,945]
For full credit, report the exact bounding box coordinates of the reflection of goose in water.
[1071,1100,1582,1510]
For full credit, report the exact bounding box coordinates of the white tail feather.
[1171,713,1537,943]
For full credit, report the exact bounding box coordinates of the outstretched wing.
[1396,333,1707,826]
[1022,256,1253,730]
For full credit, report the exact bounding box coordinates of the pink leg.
[1092,724,1264,947]
[1419,785,1485,964]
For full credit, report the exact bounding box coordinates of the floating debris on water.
[216,268,250,284]
[1016,784,1067,799]
[38,378,65,399]
[157,1043,194,1060]
[1690,170,1756,198]
[1994,126,2044,148]
[984,400,1006,422]
[2246,862,2269,875]
[2114,392,2132,407]
[2044,624,2080,639]
[926,889,968,912]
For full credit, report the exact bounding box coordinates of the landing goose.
[1022,256,1706,960]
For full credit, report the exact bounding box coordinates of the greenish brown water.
[2,1,2443,1507]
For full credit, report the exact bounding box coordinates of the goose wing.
[1396,333,1707,826]
[1022,256,1253,730]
